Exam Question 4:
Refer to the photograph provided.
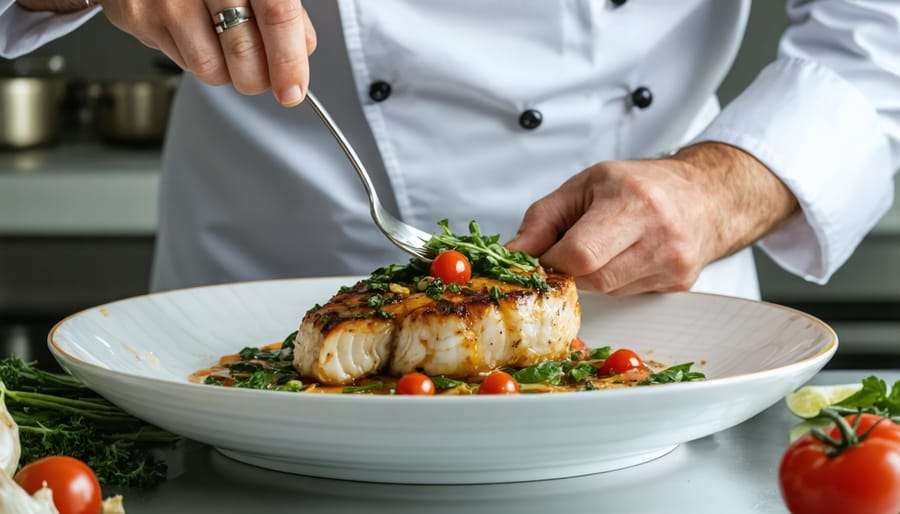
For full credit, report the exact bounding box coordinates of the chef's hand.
[505,142,799,295]
[18,0,317,106]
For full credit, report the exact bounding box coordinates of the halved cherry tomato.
[15,456,102,514]
[598,348,644,376]
[396,372,436,395]
[478,370,520,395]
[570,337,587,350]
[429,250,472,285]
[779,413,900,514]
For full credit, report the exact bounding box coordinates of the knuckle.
[156,3,179,24]
[575,268,620,293]
[593,268,623,293]
[120,2,144,26]
[268,52,305,75]
[225,36,264,61]
[523,201,554,223]
[627,176,668,213]
[257,0,305,28]
[659,243,699,288]
[187,52,222,81]
[232,77,270,96]
[563,239,605,277]
[306,27,318,54]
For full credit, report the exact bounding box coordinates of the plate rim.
[47,276,838,404]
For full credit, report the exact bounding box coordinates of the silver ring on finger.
[213,6,254,34]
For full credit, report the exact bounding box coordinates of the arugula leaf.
[569,362,598,382]
[589,346,612,360]
[638,363,706,385]
[432,376,466,390]
[238,346,281,360]
[228,361,262,374]
[428,219,539,272]
[513,361,568,385]
[234,370,278,389]
[358,220,547,291]
[342,382,384,394]
[281,330,298,349]
[835,376,900,415]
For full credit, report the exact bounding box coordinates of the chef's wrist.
[668,141,799,259]
[15,0,96,13]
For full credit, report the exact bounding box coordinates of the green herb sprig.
[638,362,706,385]
[831,376,900,417]
[362,220,548,291]
[0,356,180,488]
[428,219,539,272]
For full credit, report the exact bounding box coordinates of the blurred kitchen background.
[1,3,898,371]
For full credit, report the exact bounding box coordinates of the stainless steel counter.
[0,142,160,236]
[113,370,895,514]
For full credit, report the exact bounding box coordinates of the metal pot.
[94,75,179,146]
[0,55,67,149]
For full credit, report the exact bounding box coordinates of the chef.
[1,1,898,300]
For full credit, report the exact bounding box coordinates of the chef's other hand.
[505,142,799,295]
[100,0,316,107]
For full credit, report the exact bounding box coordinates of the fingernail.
[277,85,303,107]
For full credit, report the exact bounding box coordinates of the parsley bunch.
[0,356,180,488]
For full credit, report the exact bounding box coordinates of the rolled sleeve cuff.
[0,0,99,58]
[692,57,895,284]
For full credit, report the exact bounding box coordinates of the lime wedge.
[788,418,833,443]
[785,383,863,419]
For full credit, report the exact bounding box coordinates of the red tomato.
[429,250,472,285]
[598,348,644,376]
[478,370,520,395]
[396,372,436,395]
[570,337,587,350]
[15,456,102,514]
[779,413,900,514]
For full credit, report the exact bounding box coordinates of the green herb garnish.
[432,376,466,390]
[357,220,547,292]
[428,220,538,271]
[342,382,384,394]
[589,346,612,360]
[569,362,598,382]
[638,362,706,385]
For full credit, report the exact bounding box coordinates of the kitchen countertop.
[113,369,894,514]
[0,141,160,236]
[1,142,899,237]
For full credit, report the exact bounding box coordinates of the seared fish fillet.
[293,273,581,385]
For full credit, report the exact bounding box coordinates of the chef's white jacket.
[2,0,898,299]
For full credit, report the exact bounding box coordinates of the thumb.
[504,198,570,258]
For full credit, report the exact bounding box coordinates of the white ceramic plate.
[49,277,836,484]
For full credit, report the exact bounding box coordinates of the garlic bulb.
[0,469,59,514]
[0,387,21,478]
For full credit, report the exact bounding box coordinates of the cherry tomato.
[14,456,102,514]
[478,370,520,395]
[570,337,587,350]
[429,250,472,285]
[598,348,644,376]
[396,372,436,395]
[779,413,900,514]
